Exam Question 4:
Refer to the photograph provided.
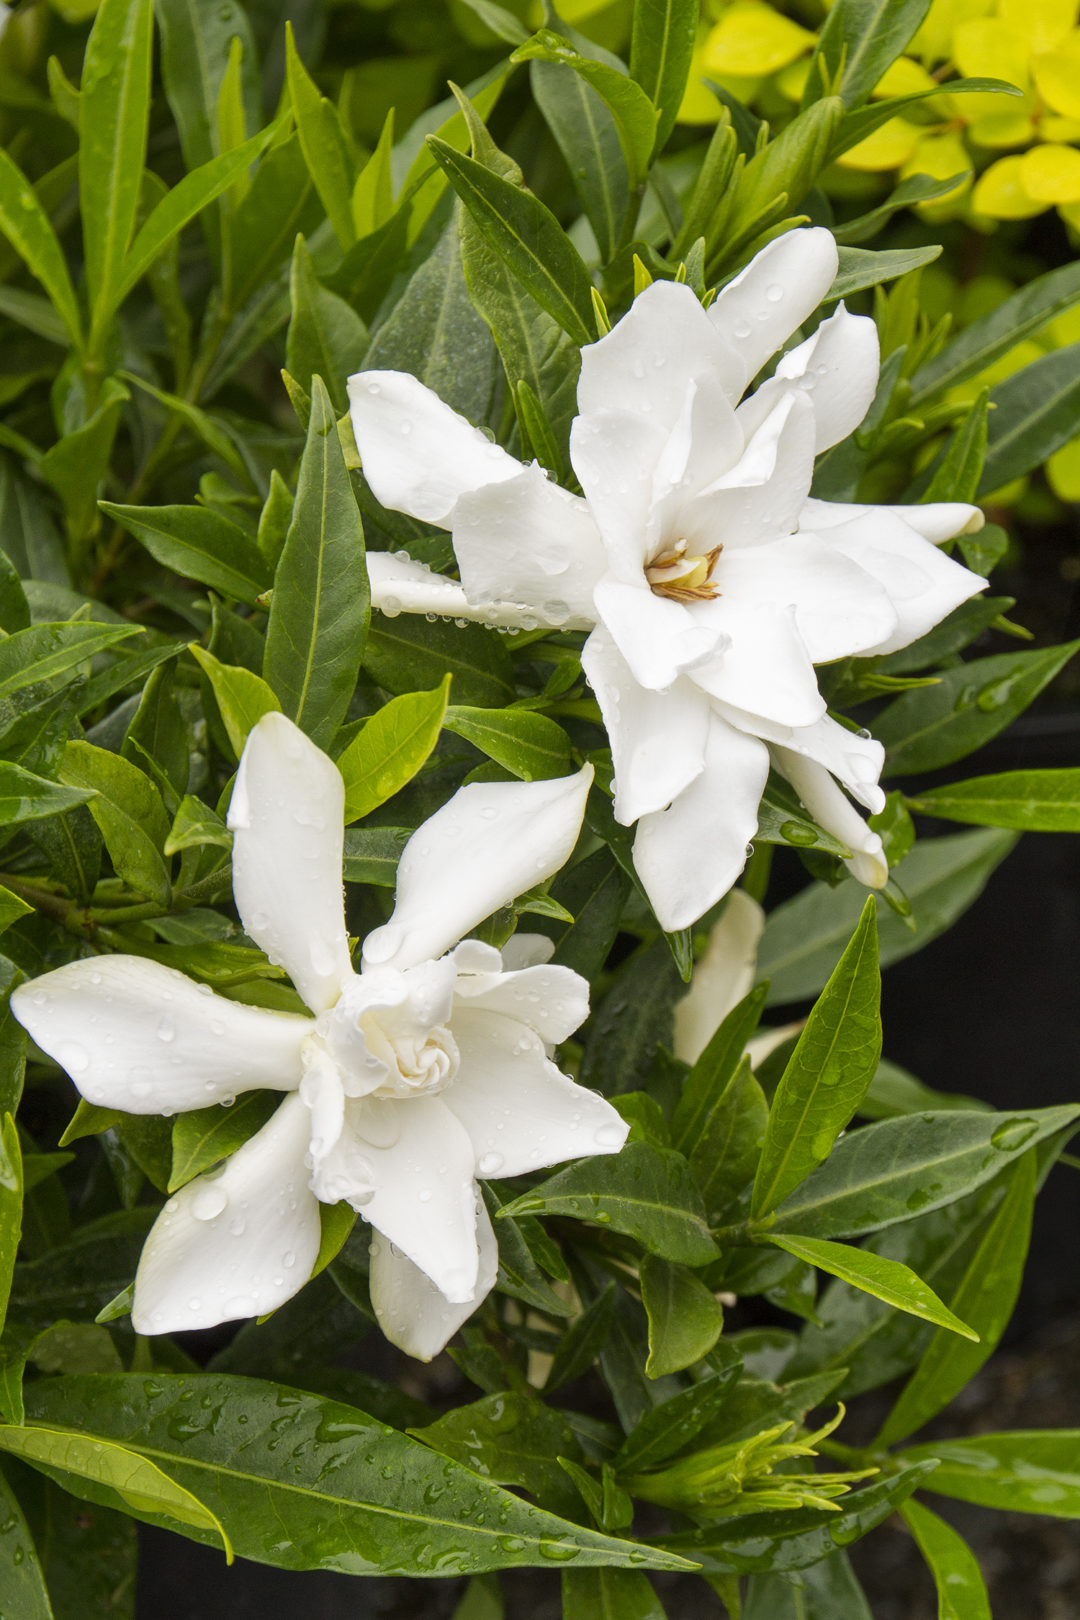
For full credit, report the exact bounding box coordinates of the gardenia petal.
[771,744,888,888]
[452,962,590,1045]
[498,933,556,970]
[446,1007,628,1177]
[577,278,744,432]
[693,391,816,548]
[229,712,354,1014]
[709,227,839,386]
[452,463,606,626]
[691,602,825,729]
[347,370,520,524]
[674,889,765,1065]
[583,627,710,825]
[10,955,309,1114]
[768,303,880,452]
[633,713,770,933]
[363,766,593,973]
[570,408,668,579]
[131,1093,321,1334]
[741,710,886,815]
[369,1194,499,1362]
[593,577,722,692]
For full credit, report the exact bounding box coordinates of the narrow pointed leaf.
[901,1432,1080,1518]
[337,679,450,822]
[900,1500,991,1620]
[765,1234,978,1341]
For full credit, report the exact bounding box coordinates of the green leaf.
[757,828,1018,1005]
[156,0,259,174]
[0,766,93,828]
[833,172,972,246]
[21,1375,694,1574]
[413,1391,585,1519]
[579,935,680,1096]
[611,1361,741,1475]
[630,0,698,155]
[0,1462,52,1620]
[0,1423,230,1553]
[826,245,942,303]
[752,900,880,1218]
[805,0,931,109]
[0,1117,21,1338]
[536,847,629,980]
[562,1568,666,1620]
[512,33,657,189]
[689,1058,769,1223]
[444,705,572,781]
[59,741,171,906]
[830,78,1020,163]
[284,27,356,250]
[544,1282,616,1393]
[264,377,369,748]
[662,1462,937,1573]
[101,502,271,605]
[859,1058,989,1122]
[980,342,1080,492]
[80,0,154,339]
[530,59,630,264]
[876,1151,1035,1446]
[501,1141,719,1266]
[169,1093,280,1193]
[0,149,83,347]
[41,379,130,541]
[342,825,409,886]
[877,641,1079,776]
[639,1255,723,1377]
[10,1464,136,1620]
[902,1432,1080,1518]
[910,260,1080,406]
[671,983,767,1155]
[364,610,514,708]
[923,389,988,504]
[907,767,1080,831]
[190,644,281,760]
[428,139,595,346]
[765,1235,977,1341]
[900,1500,990,1620]
[286,238,369,416]
[771,1105,1079,1240]
[337,679,450,822]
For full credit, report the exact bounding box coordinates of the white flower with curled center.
[11,713,626,1360]
[347,226,987,931]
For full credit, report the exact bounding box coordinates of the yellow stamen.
[646,541,723,602]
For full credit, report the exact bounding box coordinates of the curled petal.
[673,889,765,1065]
[770,303,880,452]
[347,370,521,525]
[453,963,589,1045]
[369,1193,498,1361]
[771,745,888,889]
[691,603,825,729]
[709,228,839,385]
[446,1008,627,1176]
[693,390,816,549]
[498,933,555,970]
[131,1094,321,1334]
[229,713,354,1014]
[801,496,984,543]
[633,713,770,932]
[363,766,593,973]
[11,956,309,1113]
[582,628,710,824]
[452,465,605,627]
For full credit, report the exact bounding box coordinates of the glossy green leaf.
[156,0,259,173]
[169,1093,280,1193]
[877,1151,1035,1445]
[672,982,768,1154]
[286,238,369,416]
[826,245,941,302]
[980,342,1080,492]
[611,1360,742,1475]
[537,847,629,980]
[59,742,171,906]
[765,1235,977,1341]
[903,1432,1080,1518]
[429,139,595,346]
[923,389,988,504]
[11,1463,136,1620]
[501,1141,719,1266]
[101,502,271,605]
[284,26,356,250]
[21,1376,694,1574]
[364,611,514,709]
[444,705,572,781]
[744,1551,873,1619]
[834,172,972,246]
[512,32,657,188]
[543,1283,616,1393]
[264,377,369,747]
[0,149,82,347]
[690,1058,769,1223]
[562,1567,666,1619]
[190,645,281,759]
[877,641,1079,776]
[757,828,1017,1005]
[338,679,450,822]
[630,0,698,155]
[414,1391,584,1519]
[859,1059,989,1122]
[910,260,1080,405]
[753,900,880,1218]
[530,58,630,263]
[805,0,930,108]
[41,379,129,540]
[342,825,409,886]
[831,79,1019,163]
[0,1462,52,1620]
[639,1255,723,1377]
[0,766,93,828]
[772,1105,1078,1239]
[907,769,1080,832]
[0,1117,21,1338]
[900,1499,990,1620]
[80,0,153,336]
[579,937,680,1096]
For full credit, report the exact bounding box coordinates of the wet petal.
[570,408,667,578]
[11,956,309,1113]
[363,766,593,973]
[771,745,888,888]
[229,713,354,1014]
[347,370,521,524]
[709,228,839,385]
[131,1094,321,1334]
[498,933,555,971]
[770,303,880,451]
[766,712,886,814]
[446,1007,627,1176]
[593,577,723,692]
[369,1193,498,1361]
[673,889,765,1064]
[583,626,710,824]
[714,532,899,662]
[692,603,825,729]
[690,391,816,549]
[453,962,589,1044]
[633,713,770,932]
[801,497,984,543]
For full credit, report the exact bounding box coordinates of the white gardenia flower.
[347,226,986,932]
[673,888,801,1069]
[12,714,627,1360]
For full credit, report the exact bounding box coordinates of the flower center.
[312,970,462,1102]
[645,538,723,602]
